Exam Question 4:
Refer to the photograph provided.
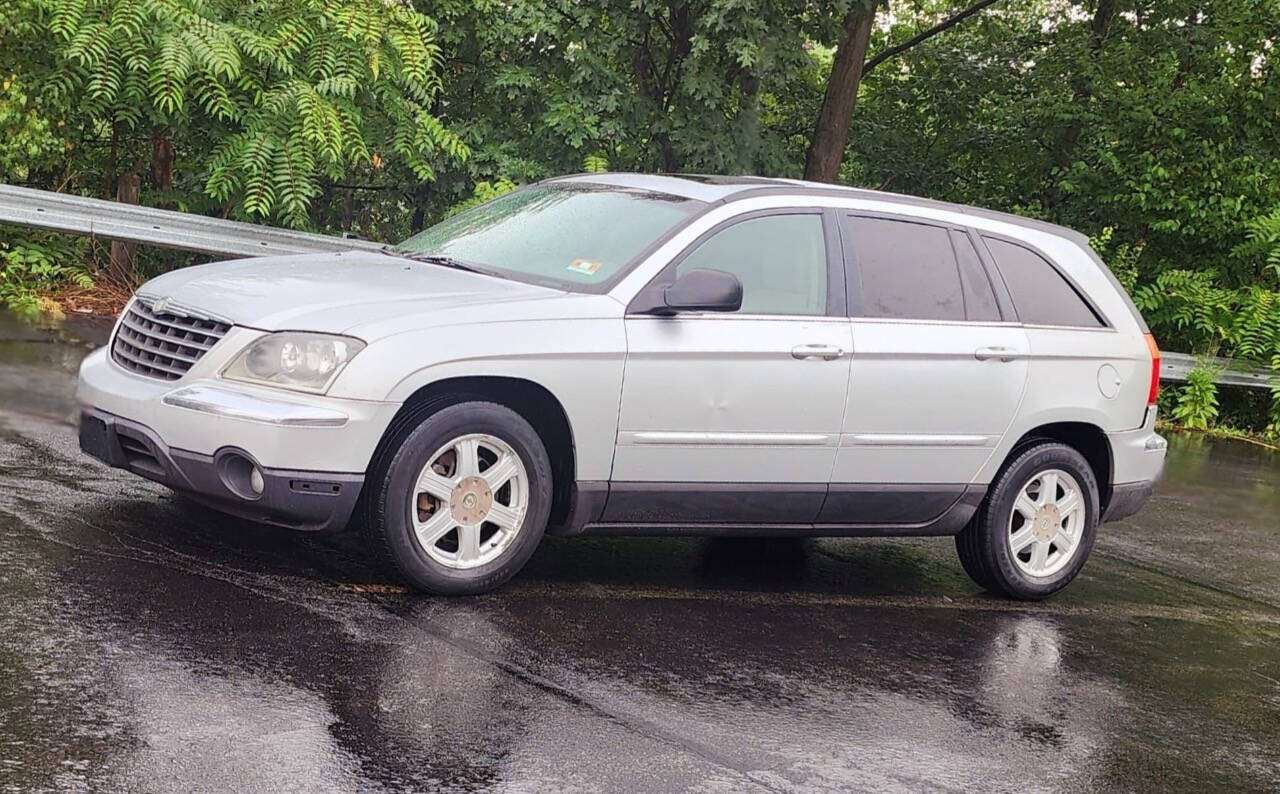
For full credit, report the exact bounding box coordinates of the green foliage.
[443,178,517,218]
[420,0,846,215]
[1171,365,1220,431]
[582,152,610,174]
[0,74,65,180]
[1089,227,1143,293]
[1233,209,1280,282]
[1135,269,1280,434]
[844,0,1280,291]
[4,0,465,228]
[0,233,93,315]
[1133,270,1280,363]
[1270,354,1280,441]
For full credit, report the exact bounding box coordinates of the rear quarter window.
[983,237,1104,328]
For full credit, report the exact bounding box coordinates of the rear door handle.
[792,344,844,361]
[974,346,1020,362]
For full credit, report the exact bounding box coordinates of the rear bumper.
[1102,480,1155,523]
[1108,407,1167,482]
[1102,407,1165,524]
[79,408,363,532]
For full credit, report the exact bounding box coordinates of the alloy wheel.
[410,433,529,570]
[1007,468,1086,578]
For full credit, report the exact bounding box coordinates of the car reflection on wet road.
[0,313,1278,792]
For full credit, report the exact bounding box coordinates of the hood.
[136,251,567,338]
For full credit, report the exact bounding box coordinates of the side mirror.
[658,268,743,314]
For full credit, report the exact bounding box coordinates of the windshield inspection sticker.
[568,259,602,276]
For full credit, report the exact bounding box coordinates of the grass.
[1157,419,1280,452]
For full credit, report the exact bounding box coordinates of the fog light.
[216,450,266,501]
[250,466,265,495]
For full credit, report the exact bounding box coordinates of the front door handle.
[974,346,1020,362]
[792,344,844,361]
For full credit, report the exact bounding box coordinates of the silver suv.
[76,173,1166,599]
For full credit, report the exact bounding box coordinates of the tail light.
[1144,333,1160,405]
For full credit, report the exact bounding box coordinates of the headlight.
[221,332,365,394]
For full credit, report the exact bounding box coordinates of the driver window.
[675,213,827,316]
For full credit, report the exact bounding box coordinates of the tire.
[362,400,553,595]
[955,517,998,593]
[954,441,1100,600]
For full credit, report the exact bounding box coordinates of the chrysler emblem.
[150,297,185,317]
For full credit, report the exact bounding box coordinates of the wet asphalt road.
[0,312,1277,793]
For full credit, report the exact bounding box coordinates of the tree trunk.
[803,5,876,183]
[108,172,140,289]
[409,182,431,233]
[105,121,120,199]
[150,126,174,196]
[340,187,355,233]
[732,68,762,172]
[633,4,693,173]
[802,0,1003,184]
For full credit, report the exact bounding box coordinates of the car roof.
[546,172,1091,247]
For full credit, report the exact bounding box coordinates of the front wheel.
[955,441,1100,600]
[363,401,553,595]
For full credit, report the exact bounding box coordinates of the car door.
[821,213,1030,525]
[606,209,853,525]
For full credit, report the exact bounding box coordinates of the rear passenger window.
[983,237,1103,327]
[845,216,964,321]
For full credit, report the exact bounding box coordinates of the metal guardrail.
[1162,352,1274,390]
[0,184,1276,391]
[0,183,383,258]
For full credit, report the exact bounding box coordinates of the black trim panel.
[602,481,826,524]
[965,227,1018,322]
[818,483,973,524]
[547,480,609,536]
[582,481,987,537]
[1102,480,1154,523]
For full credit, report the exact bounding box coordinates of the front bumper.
[80,407,363,532]
[76,344,400,532]
[76,346,398,472]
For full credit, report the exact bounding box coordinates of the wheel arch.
[1005,422,1114,515]
[366,375,578,528]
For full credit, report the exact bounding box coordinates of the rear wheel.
[955,442,1099,600]
[363,401,553,595]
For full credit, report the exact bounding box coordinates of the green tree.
[414,0,827,221]
[5,0,465,231]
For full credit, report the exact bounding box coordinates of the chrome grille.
[112,298,231,380]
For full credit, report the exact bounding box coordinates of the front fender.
[329,318,626,481]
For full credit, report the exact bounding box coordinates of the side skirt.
[548,481,986,538]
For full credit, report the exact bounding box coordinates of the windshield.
[396,184,704,291]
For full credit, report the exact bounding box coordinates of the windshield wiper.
[381,246,495,275]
